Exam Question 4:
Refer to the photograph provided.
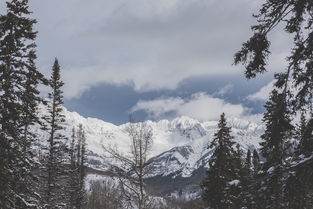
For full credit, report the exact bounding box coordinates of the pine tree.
[246,149,251,171]
[68,127,78,208]
[68,124,87,209]
[296,112,313,158]
[234,2,313,206]
[252,149,260,177]
[230,145,255,209]
[76,124,87,209]
[229,145,244,209]
[239,149,255,209]
[0,0,43,208]
[41,58,68,208]
[285,112,313,208]
[201,113,238,209]
[234,1,313,113]
[256,89,293,209]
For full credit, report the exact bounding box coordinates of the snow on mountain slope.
[33,104,264,178]
[146,118,263,178]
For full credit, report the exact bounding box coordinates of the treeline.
[201,0,313,208]
[0,1,86,208]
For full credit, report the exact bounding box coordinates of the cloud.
[131,92,249,121]
[24,0,280,99]
[247,81,274,101]
[214,84,234,96]
[1,0,289,99]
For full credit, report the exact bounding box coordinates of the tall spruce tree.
[234,0,313,112]
[41,58,68,208]
[236,148,254,209]
[68,127,78,208]
[201,113,238,209]
[0,0,43,208]
[256,89,293,209]
[234,1,313,207]
[252,149,260,177]
[68,124,87,209]
[75,124,87,209]
[286,112,313,208]
[296,112,313,158]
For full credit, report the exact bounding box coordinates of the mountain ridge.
[34,104,264,196]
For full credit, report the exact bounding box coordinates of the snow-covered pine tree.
[256,89,293,209]
[234,147,255,209]
[41,58,68,208]
[68,127,78,208]
[75,124,87,209]
[286,112,313,208]
[252,149,260,177]
[68,124,87,209]
[230,144,245,209]
[296,112,313,158]
[201,113,238,209]
[246,149,251,171]
[0,0,44,208]
[234,1,313,206]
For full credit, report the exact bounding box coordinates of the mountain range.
[33,105,264,198]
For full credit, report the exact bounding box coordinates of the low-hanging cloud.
[214,84,234,96]
[131,92,249,121]
[24,0,289,99]
[18,0,291,99]
[247,81,274,101]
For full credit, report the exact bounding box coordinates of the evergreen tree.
[41,58,68,208]
[252,149,260,177]
[231,145,255,209]
[68,124,87,209]
[240,149,255,209]
[68,127,78,208]
[286,112,313,208]
[0,0,43,208]
[234,1,313,207]
[246,149,251,171]
[230,145,245,209]
[201,113,238,209]
[257,89,293,209]
[234,0,313,113]
[76,124,87,209]
[296,112,313,158]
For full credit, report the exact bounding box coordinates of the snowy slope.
[146,118,263,178]
[33,104,264,179]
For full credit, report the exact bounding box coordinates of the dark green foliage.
[235,1,313,207]
[246,149,251,170]
[40,58,68,208]
[234,0,313,112]
[239,149,255,209]
[68,124,87,209]
[285,112,313,208]
[234,33,270,78]
[256,89,293,209]
[231,146,255,209]
[0,0,44,208]
[260,89,293,171]
[252,149,260,177]
[296,112,313,158]
[201,113,238,209]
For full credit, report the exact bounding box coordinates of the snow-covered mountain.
[33,105,264,197]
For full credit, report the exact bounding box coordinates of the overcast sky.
[1,0,292,124]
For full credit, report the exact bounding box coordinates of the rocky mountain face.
[33,105,264,198]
